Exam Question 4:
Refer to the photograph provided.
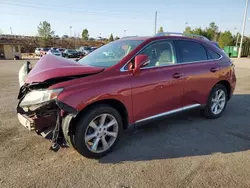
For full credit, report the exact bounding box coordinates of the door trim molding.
[135,104,201,123]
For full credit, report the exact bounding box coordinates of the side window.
[207,48,221,60]
[176,40,208,63]
[138,41,176,67]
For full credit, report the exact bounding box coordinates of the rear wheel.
[202,84,228,119]
[74,105,123,158]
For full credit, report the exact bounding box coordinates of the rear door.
[175,40,221,106]
[131,40,185,122]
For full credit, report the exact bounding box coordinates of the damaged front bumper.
[17,85,78,149]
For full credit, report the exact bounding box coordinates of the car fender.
[56,77,133,124]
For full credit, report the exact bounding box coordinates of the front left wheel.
[74,105,123,158]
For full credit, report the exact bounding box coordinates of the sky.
[1,0,250,38]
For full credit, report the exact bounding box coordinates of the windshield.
[51,50,59,53]
[84,47,91,50]
[68,49,77,53]
[43,48,49,51]
[79,39,144,68]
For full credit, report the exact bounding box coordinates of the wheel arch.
[69,99,129,135]
[215,80,231,100]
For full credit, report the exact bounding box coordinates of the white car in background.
[35,48,41,56]
[47,49,62,56]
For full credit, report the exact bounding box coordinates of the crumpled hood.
[25,55,104,83]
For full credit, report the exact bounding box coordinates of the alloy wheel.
[84,113,119,153]
[211,89,226,115]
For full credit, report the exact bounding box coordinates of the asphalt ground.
[0,58,250,188]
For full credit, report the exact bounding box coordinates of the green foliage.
[109,34,114,42]
[184,26,192,34]
[218,31,234,48]
[158,26,164,33]
[37,21,54,39]
[115,36,120,40]
[82,29,89,40]
[183,22,219,41]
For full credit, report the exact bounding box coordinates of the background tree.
[37,21,54,46]
[115,36,120,40]
[218,31,234,48]
[82,29,89,40]
[37,21,54,39]
[205,22,219,40]
[183,22,219,41]
[109,34,114,42]
[158,26,164,33]
[62,35,69,39]
[184,26,192,34]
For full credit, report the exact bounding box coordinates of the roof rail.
[121,36,138,39]
[154,32,210,41]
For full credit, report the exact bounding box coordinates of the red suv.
[17,33,236,158]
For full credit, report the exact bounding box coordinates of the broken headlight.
[20,88,63,108]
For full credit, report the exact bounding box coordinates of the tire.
[202,84,228,119]
[74,105,123,158]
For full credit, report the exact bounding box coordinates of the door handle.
[210,67,219,72]
[172,73,183,79]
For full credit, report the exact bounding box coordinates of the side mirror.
[133,54,149,75]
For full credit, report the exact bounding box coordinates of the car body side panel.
[56,70,134,124]
[131,65,184,122]
[181,61,219,106]
[217,59,236,97]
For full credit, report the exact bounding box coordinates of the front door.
[130,40,184,122]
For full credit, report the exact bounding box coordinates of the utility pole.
[238,0,249,58]
[69,26,72,37]
[10,27,13,35]
[154,11,158,34]
[236,33,240,46]
[124,30,126,37]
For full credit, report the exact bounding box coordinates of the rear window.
[68,49,77,53]
[207,48,221,60]
[176,40,208,63]
[43,48,49,51]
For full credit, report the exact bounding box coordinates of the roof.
[120,32,211,43]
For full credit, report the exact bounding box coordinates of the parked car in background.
[76,49,85,56]
[47,49,62,56]
[50,47,58,51]
[91,47,98,51]
[79,46,92,55]
[17,33,236,159]
[35,48,41,56]
[62,49,79,58]
[40,48,49,56]
[57,48,65,53]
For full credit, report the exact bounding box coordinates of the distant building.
[0,40,22,60]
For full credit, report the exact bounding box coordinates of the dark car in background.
[57,48,65,53]
[79,46,92,55]
[62,49,79,58]
[91,47,98,51]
